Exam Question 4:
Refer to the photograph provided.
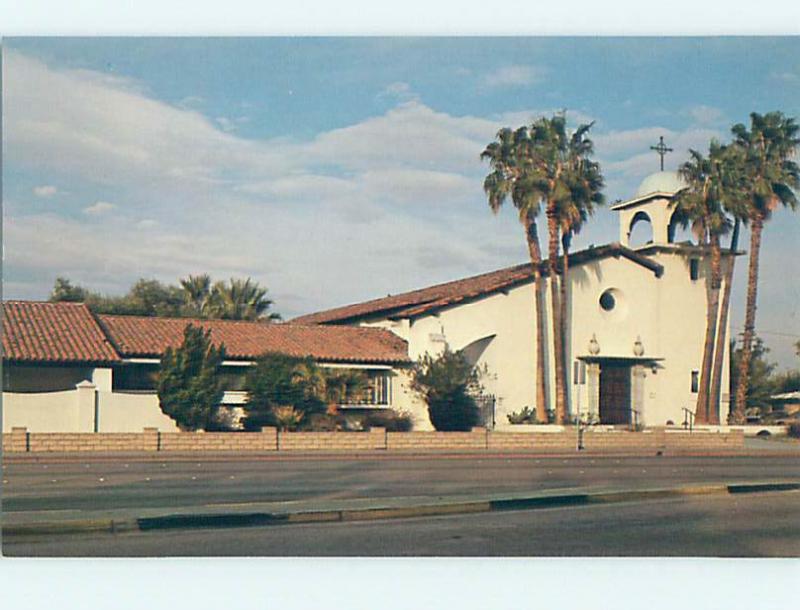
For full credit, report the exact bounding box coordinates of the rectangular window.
[689,259,699,281]
[691,370,699,393]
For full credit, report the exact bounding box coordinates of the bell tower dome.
[611,171,687,247]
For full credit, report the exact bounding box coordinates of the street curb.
[4,481,799,539]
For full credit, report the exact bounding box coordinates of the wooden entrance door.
[599,363,631,424]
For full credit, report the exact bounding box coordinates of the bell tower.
[612,170,688,248]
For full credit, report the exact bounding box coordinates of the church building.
[295,170,738,431]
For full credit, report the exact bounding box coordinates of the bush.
[157,324,226,431]
[272,406,305,431]
[242,352,326,430]
[788,423,800,439]
[411,350,481,431]
[360,409,414,432]
[508,406,538,425]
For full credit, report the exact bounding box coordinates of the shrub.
[788,423,800,439]
[411,349,481,431]
[360,409,414,432]
[157,324,226,431]
[272,405,304,431]
[242,353,326,430]
[508,406,538,425]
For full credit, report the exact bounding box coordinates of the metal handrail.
[682,407,695,432]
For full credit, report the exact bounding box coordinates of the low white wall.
[96,392,179,432]
[2,390,87,432]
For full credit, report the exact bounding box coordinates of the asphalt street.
[6,490,799,556]
[4,455,800,515]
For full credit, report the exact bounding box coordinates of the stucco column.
[75,380,97,432]
[91,367,113,392]
[632,365,646,427]
[587,363,600,421]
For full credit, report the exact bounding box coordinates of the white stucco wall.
[362,242,731,430]
[3,384,178,432]
[96,391,179,432]
[2,389,88,432]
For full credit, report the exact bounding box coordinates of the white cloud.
[378,81,418,102]
[482,65,545,88]
[33,185,57,197]
[83,201,116,215]
[686,105,725,126]
[2,49,740,319]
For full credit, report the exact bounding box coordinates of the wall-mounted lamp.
[633,336,645,357]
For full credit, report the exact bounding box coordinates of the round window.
[599,290,616,311]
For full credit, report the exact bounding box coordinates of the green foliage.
[272,406,305,431]
[360,409,414,432]
[731,336,778,415]
[773,370,800,394]
[242,353,326,430]
[323,368,369,405]
[156,324,226,431]
[49,274,281,321]
[507,406,538,425]
[411,350,482,431]
[50,277,89,302]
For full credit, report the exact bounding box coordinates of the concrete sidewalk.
[5,480,799,539]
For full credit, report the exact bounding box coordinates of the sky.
[2,37,799,367]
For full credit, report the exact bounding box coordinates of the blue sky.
[3,37,799,367]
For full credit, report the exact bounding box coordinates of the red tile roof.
[2,301,121,364]
[98,315,410,364]
[293,243,664,325]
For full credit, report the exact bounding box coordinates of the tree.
[731,112,800,423]
[673,142,742,423]
[156,324,226,431]
[242,353,326,430]
[180,274,213,317]
[46,274,282,321]
[528,114,604,423]
[730,336,777,418]
[481,126,548,422]
[50,277,89,302]
[208,277,282,321]
[555,124,605,415]
[411,349,482,431]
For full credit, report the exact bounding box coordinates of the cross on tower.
[650,136,673,171]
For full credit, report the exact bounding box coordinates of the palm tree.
[180,274,212,317]
[481,127,549,422]
[558,126,605,418]
[527,115,603,424]
[673,142,738,424]
[709,145,749,422]
[731,112,800,423]
[209,278,282,321]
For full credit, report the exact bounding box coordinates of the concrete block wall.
[159,428,278,452]
[487,432,576,451]
[26,432,146,452]
[1,427,745,453]
[278,428,386,451]
[386,429,487,451]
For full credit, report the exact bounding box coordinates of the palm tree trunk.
[709,219,739,424]
[695,235,722,424]
[559,238,571,422]
[547,209,566,424]
[525,219,549,423]
[733,216,763,424]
